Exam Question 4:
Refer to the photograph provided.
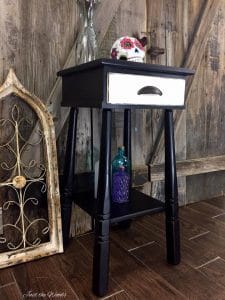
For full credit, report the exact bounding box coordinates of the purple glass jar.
[112,147,130,203]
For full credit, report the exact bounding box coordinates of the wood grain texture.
[132,242,225,299]
[150,0,221,166]
[57,1,123,236]
[77,196,225,298]
[0,0,81,236]
[145,0,190,203]
[105,0,147,164]
[146,0,222,204]
[132,155,225,185]
[144,0,166,198]
[0,269,15,288]
[198,258,225,287]
[105,291,130,300]
[186,1,225,201]
[78,234,186,300]
[179,206,225,240]
[1,0,225,238]
[187,200,225,218]
[0,198,224,298]
[0,0,77,100]
[135,213,222,268]
[51,239,123,300]
[110,222,156,251]
[0,283,22,300]
[50,0,123,134]
[149,155,225,182]
[184,1,223,202]
[13,256,79,299]
[205,196,225,210]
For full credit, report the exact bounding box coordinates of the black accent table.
[58,59,194,297]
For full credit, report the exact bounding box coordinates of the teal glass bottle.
[112,146,130,203]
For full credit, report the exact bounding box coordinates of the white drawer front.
[107,72,185,107]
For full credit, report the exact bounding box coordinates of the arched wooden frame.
[0,69,63,268]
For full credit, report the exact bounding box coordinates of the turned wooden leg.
[61,108,78,246]
[92,109,112,297]
[164,109,180,265]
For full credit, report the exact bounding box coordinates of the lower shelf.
[74,187,164,224]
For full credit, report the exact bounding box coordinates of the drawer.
[107,72,186,107]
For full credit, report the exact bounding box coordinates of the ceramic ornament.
[110,36,146,63]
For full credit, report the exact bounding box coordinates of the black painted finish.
[111,189,164,222]
[74,188,164,223]
[58,58,194,109]
[164,109,180,265]
[61,108,78,246]
[123,109,132,188]
[121,109,133,229]
[60,67,105,108]
[93,109,112,296]
[59,59,194,297]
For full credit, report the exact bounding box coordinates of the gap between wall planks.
[149,0,222,166]
[17,0,122,236]
[0,0,80,238]
[9,0,221,235]
[70,0,147,235]
[22,0,123,161]
[26,0,123,167]
[57,1,221,232]
[108,0,147,163]
[48,0,123,136]
[67,0,124,236]
[144,0,189,203]
[141,0,222,204]
[0,0,78,101]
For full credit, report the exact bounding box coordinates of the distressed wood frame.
[0,69,63,268]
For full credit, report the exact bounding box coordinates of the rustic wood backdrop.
[0,0,224,235]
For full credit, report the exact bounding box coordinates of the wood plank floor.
[2,196,225,299]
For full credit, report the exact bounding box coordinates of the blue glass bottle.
[112,146,130,203]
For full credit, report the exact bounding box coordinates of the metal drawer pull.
[137,86,163,96]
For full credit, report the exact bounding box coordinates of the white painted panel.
[107,72,186,107]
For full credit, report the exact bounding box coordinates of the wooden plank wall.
[186,0,225,202]
[69,0,147,235]
[0,0,225,235]
[99,0,147,162]
[144,0,189,204]
[0,0,79,235]
[0,0,78,101]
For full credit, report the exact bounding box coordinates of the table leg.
[164,109,180,265]
[61,108,78,246]
[118,109,132,229]
[124,109,132,179]
[93,109,112,297]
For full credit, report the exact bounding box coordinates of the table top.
[58,58,195,77]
